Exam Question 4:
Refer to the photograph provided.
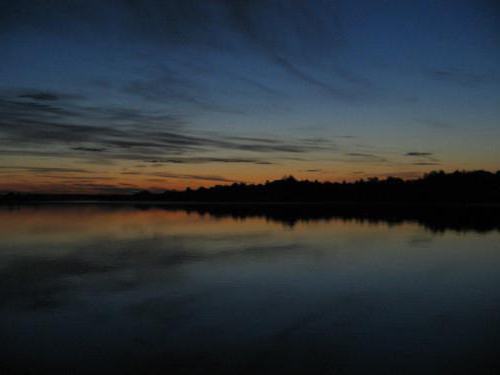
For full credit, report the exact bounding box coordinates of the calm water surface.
[1,205,499,374]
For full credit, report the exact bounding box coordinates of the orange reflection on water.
[0,205,282,249]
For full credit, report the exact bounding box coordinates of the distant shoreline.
[2,171,499,206]
[2,199,500,207]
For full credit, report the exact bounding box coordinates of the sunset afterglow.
[1,1,499,193]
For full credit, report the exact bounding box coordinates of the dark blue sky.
[0,0,499,192]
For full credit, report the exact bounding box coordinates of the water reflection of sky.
[1,206,499,374]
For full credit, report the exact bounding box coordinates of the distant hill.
[2,170,500,204]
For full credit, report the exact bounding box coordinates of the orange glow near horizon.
[1,161,499,194]
[1,148,499,194]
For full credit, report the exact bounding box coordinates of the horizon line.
[2,168,499,196]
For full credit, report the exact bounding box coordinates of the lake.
[1,205,499,374]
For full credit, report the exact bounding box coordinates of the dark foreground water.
[1,205,499,374]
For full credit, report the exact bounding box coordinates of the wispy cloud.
[121,171,239,183]
[71,147,107,153]
[404,151,440,165]
[0,91,324,167]
[2,1,373,105]
[18,92,60,101]
[146,157,273,165]
[427,68,499,87]
[405,152,433,157]
[345,152,388,163]
[0,166,90,173]
[412,162,440,166]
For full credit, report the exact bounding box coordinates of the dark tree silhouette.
[157,170,500,204]
[2,170,500,232]
[2,170,500,204]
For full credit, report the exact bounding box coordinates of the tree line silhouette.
[159,170,500,203]
[2,170,500,204]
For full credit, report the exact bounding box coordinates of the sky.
[0,0,499,193]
